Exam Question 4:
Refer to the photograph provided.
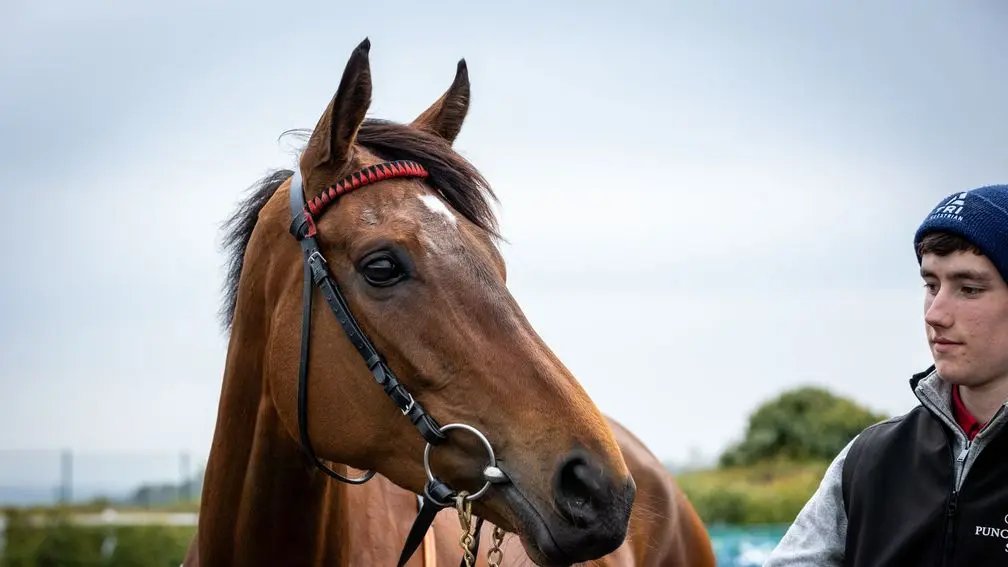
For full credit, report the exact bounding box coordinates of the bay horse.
[187,38,712,566]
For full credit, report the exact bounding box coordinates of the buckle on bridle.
[400,391,416,416]
[306,250,330,283]
[307,249,327,267]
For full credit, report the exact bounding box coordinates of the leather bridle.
[287,161,509,566]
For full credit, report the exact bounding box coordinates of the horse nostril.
[554,453,607,527]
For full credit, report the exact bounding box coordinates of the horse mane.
[219,118,500,329]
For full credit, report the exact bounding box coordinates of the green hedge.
[1,509,194,567]
[677,459,828,525]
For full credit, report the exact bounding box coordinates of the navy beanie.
[914,184,1008,283]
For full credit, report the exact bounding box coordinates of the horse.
[191,38,633,566]
[186,38,712,566]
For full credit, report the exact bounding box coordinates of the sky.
[1,1,1006,487]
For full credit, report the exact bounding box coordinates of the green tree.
[719,387,887,467]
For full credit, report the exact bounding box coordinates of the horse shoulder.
[607,417,717,567]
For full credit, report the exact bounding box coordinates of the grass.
[676,459,829,525]
[1,508,195,566]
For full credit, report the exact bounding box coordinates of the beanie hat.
[914,184,1008,283]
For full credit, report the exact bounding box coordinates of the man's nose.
[925,290,953,328]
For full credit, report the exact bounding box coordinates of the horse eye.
[359,254,406,287]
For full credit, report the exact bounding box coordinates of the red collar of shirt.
[951,385,984,441]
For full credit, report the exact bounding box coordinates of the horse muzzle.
[498,450,636,566]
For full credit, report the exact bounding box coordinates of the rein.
[287,161,509,566]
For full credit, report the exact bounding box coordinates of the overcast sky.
[2,0,1006,484]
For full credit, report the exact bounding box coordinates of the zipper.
[954,441,970,490]
[941,424,974,566]
[939,436,970,566]
[943,489,958,567]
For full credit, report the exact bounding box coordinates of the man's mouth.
[932,337,963,353]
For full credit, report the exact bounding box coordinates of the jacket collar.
[911,365,1008,441]
[911,366,957,427]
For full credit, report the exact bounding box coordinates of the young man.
[766,184,1008,566]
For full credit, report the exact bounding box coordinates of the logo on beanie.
[930,192,968,222]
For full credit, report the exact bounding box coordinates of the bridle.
[287,160,509,566]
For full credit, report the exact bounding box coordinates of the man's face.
[922,251,1008,387]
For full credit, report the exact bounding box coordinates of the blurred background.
[2,0,1005,564]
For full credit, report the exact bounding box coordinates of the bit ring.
[423,423,496,502]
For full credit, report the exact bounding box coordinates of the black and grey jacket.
[765,367,1008,566]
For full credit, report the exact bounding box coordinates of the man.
[766,184,1008,566]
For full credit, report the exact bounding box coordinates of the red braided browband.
[305,160,429,217]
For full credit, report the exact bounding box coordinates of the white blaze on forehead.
[416,193,460,256]
[359,207,379,226]
[418,194,457,226]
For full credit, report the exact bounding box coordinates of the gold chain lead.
[455,492,476,567]
[487,526,506,567]
[455,491,507,567]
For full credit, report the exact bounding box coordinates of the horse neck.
[199,306,351,566]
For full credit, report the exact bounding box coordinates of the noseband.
[287,161,508,566]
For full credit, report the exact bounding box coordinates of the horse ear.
[411,59,470,144]
[301,38,373,175]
